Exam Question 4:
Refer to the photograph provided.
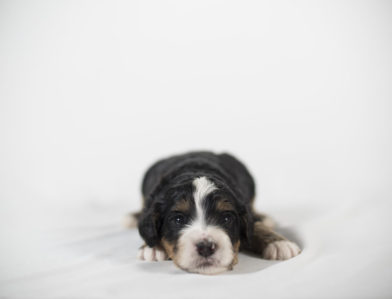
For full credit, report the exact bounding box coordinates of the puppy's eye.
[171,214,186,226]
[222,213,234,225]
[175,215,185,225]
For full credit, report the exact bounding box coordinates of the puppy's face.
[139,176,249,275]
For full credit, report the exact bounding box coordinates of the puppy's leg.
[122,211,141,228]
[252,211,276,229]
[248,222,301,260]
[137,244,169,262]
[123,196,148,228]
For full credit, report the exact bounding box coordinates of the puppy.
[127,151,300,274]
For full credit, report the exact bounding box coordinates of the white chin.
[187,264,230,275]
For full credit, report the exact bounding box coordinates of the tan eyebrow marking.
[172,199,191,213]
[216,199,235,211]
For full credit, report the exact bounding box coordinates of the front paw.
[263,240,301,260]
[137,245,168,262]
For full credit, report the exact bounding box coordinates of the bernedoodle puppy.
[125,151,300,274]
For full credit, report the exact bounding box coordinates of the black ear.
[138,205,161,247]
[239,206,254,247]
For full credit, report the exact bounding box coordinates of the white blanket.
[1,0,391,298]
[1,197,391,298]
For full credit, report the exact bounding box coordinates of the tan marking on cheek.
[161,238,176,260]
[162,238,187,270]
[234,240,240,252]
[230,241,241,269]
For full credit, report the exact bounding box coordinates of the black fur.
[138,151,256,249]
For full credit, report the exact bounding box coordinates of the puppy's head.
[138,176,252,274]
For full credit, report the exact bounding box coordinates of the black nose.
[196,240,217,257]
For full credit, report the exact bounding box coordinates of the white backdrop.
[1,1,392,298]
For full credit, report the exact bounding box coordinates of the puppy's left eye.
[222,213,234,225]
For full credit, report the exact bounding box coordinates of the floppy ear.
[138,203,161,247]
[239,206,254,247]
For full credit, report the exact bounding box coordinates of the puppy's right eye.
[171,214,186,226]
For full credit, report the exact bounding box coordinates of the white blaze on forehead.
[192,176,217,225]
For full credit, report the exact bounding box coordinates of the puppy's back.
[142,151,255,203]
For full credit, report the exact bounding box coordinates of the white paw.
[137,245,168,262]
[263,240,301,260]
